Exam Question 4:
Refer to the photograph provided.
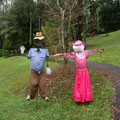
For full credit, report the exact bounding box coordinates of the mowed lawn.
[0,56,113,120]
[86,30,120,66]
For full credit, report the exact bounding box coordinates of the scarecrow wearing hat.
[26,32,49,101]
[53,40,104,103]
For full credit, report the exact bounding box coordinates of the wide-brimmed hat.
[72,40,86,46]
[33,32,45,40]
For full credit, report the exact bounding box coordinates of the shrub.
[3,50,10,57]
[3,40,11,57]
[3,40,11,50]
[48,44,63,54]
[0,49,3,57]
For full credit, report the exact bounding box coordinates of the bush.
[48,44,63,54]
[3,40,11,50]
[2,50,10,57]
[3,40,11,57]
[0,49,3,57]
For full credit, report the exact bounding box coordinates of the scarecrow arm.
[27,49,31,59]
[53,52,75,59]
[85,49,104,59]
[46,49,49,59]
[60,52,75,59]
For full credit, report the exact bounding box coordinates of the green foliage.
[83,0,120,35]
[2,50,10,57]
[3,40,11,50]
[48,44,63,54]
[0,0,37,49]
[99,0,120,32]
[44,21,58,47]
[3,40,11,57]
[0,0,120,51]
[0,49,3,57]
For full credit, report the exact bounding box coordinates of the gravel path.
[87,62,120,120]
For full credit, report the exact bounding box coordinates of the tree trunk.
[77,15,83,40]
[0,3,1,13]
[63,8,72,65]
[5,0,7,12]
[61,10,65,50]
[90,0,96,36]
[11,0,14,8]
[39,17,42,31]
[64,30,68,65]
[58,27,61,45]
[29,11,32,46]
[1,1,5,13]
[76,0,83,41]
[118,0,120,8]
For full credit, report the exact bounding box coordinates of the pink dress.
[61,50,98,103]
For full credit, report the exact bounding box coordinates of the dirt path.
[67,61,120,120]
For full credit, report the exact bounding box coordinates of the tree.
[40,0,82,49]
[40,0,80,64]
[76,0,84,40]
[98,0,120,32]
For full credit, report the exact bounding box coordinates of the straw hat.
[33,32,45,40]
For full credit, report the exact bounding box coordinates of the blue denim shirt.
[27,48,49,74]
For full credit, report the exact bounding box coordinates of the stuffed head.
[33,32,45,48]
[72,40,86,53]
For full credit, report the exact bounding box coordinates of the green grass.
[86,30,120,66]
[0,56,113,120]
[51,30,120,67]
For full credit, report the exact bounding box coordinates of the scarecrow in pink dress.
[53,40,104,103]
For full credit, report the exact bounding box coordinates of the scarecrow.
[53,40,104,103]
[26,32,49,101]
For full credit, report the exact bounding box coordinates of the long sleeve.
[27,49,31,59]
[46,49,49,59]
[85,50,98,59]
[60,52,75,59]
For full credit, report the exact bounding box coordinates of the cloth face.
[73,45,85,53]
[33,40,45,48]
